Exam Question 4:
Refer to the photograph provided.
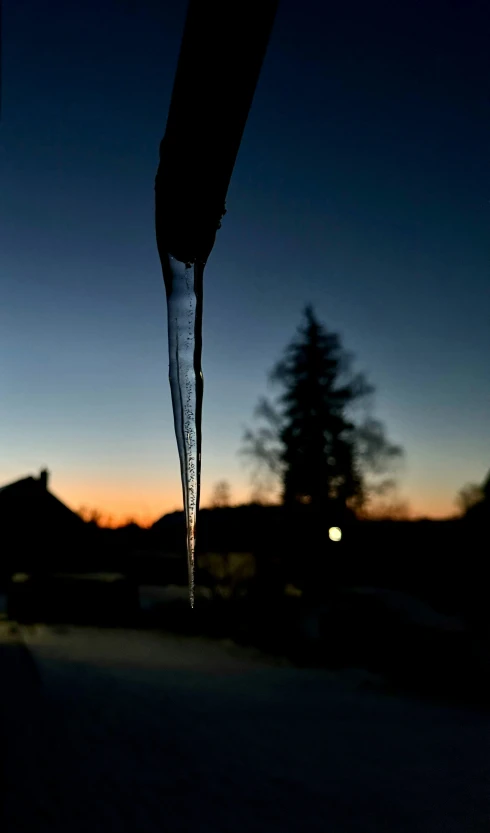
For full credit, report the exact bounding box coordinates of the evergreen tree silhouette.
[243,306,403,518]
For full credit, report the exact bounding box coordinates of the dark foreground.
[1,624,489,833]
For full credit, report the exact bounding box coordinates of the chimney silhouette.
[39,468,49,490]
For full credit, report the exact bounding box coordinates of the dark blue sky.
[1,0,489,522]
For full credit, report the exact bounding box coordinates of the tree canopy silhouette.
[242,306,403,515]
[456,469,490,521]
[210,480,232,508]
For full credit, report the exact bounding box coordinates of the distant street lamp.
[328,526,342,542]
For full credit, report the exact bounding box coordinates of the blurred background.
[1,0,488,524]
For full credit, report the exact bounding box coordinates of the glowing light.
[328,526,342,542]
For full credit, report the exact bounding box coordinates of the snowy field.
[1,623,489,832]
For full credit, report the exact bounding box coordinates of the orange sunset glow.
[55,479,458,528]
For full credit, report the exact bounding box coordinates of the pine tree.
[243,306,403,517]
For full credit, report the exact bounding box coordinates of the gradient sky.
[1,0,489,525]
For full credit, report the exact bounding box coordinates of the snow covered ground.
[1,624,489,832]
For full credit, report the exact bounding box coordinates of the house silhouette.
[0,468,86,576]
